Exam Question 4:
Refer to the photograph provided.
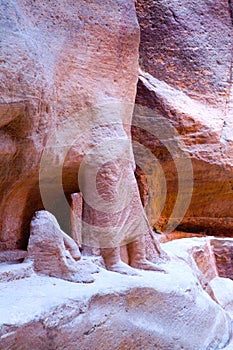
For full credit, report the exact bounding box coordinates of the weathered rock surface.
[136,0,233,107]
[162,237,218,300]
[163,237,218,281]
[0,0,140,250]
[0,260,33,283]
[210,238,233,280]
[163,237,233,280]
[0,250,27,263]
[27,211,98,283]
[1,2,233,349]
[134,0,233,235]
[210,277,233,317]
[0,259,232,350]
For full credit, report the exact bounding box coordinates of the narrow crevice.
[169,8,181,25]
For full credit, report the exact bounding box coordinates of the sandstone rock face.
[0,0,140,250]
[134,0,233,235]
[0,260,232,350]
[1,2,233,349]
[210,238,233,279]
[136,0,232,107]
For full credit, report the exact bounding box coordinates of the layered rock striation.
[134,0,233,236]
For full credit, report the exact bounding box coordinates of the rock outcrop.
[134,0,233,235]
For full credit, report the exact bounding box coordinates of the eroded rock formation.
[0,0,141,250]
[134,0,233,236]
[1,1,233,349]
[27,211,98,283]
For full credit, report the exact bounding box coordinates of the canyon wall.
[1,2,233,350]
[134,0,233,236]
[0,0,140,250]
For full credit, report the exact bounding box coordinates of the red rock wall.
[134,0,233,236]
[0,0,140,249]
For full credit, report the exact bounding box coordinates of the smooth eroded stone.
[0,259,231,350]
